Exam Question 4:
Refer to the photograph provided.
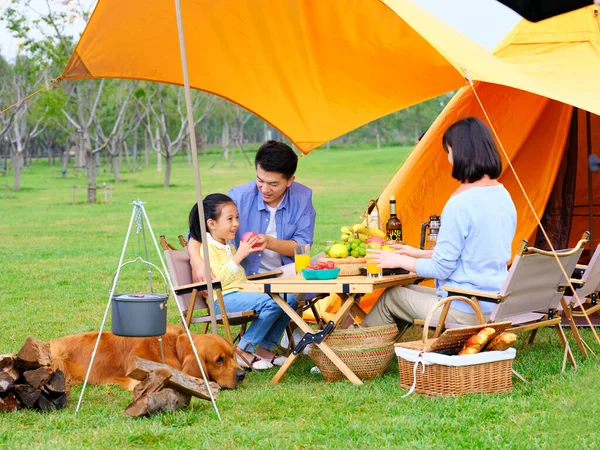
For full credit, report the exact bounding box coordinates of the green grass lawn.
[1,147,600,449]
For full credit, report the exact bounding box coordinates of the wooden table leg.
[269,294,363,386]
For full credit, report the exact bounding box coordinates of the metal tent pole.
[174,0,218,336]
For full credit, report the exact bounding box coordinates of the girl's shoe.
[260,354,287,366]
[236,354,273,370]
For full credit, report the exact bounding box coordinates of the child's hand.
[237,235,261,260]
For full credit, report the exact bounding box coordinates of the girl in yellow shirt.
[189,194,297,370]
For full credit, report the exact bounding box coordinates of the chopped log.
[0,354,15,371]
[0,392,19,412]
[37,393,53,412]
[4,366,20,384]
[125,388,191,417]
[0,372,16,393]
[23,367,52,390]
[45,369,68,395]
[127,357,219,400]
[51,393,68,409]
[16,338,51,369]
[14,384,41,408]
[131,368,172,402]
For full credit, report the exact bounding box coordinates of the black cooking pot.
[111,292,168,337]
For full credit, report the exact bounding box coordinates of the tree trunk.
[112,155,121,183]
[156,150,162,172]
[61,148,69,178]
[133,132,138,171]
[144,131,149,168]
[163,153,172,188]
[375,124,381,150]
[222,119,229,160]
[13,151,21,191]
[84,132,96,204]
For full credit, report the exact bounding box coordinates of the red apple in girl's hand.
[241,231,261,248]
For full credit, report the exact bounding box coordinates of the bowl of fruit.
[302,262,340,280]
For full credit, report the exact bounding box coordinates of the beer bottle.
[386,195,403,242]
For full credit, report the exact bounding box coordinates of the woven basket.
[308,341,395,382]
[322,324,398,348]
[318,257,366,276]
[397,355,513,396]
[395,296,514,396]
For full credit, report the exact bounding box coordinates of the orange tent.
[61,0,580,154]
[378,6,600,258]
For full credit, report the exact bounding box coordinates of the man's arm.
[263,235,296,257]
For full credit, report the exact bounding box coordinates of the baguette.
[485,332,517,351]
[458,327,496,355]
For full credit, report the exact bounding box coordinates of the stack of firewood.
[0,338,68,412]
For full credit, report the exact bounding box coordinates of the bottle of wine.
[386,195,403,242]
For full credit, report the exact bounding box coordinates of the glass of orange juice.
[295,243,311,275]
[366,242,382,278]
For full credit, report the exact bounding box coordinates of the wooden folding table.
[241,273,419,385]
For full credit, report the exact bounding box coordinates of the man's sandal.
[236,354,273,371]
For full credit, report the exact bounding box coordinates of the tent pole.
[174,0,218,336]
[586,111,595,253]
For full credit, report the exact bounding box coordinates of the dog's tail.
[50,339,86,385]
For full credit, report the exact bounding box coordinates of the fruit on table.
[352,223,387,240]
[328,243,350,258]
[306,261,336,270]
[241,231,261,248]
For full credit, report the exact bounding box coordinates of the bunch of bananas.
[340,223,387,242]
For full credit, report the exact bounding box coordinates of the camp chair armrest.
[568,278,584,287]
[440,285,503,303]
[247,270,283,280]
[174,279,223,295]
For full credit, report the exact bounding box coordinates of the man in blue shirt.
[189,140,316,281]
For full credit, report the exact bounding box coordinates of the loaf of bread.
[458,327,496,355]
[485,332,517,351]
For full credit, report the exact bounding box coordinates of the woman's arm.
[391,244,433,259]
[367,250,417,273]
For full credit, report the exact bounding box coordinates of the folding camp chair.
[431,232,589,372]
[560,243,600,357]
[159,235,321,354]
[160,235,271,344]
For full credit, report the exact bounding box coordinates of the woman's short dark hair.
[255,140,298,179]
[442,117,502,183]
[188,193,234,242]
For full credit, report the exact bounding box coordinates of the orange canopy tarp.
[62,0,554,154]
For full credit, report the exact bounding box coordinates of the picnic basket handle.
[421,296,485,345]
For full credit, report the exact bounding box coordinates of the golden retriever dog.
[50,325,245,390]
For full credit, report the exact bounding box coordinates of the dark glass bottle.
[386,195,403,242]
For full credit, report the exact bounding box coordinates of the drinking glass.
[295,243,311,275]
[366,242,382,278]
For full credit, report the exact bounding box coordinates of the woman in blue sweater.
[363,117,517,330]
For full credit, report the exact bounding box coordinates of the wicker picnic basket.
[322,323,398,347]
[395,297,515,397]
[318,257,366,276]
[307,324,398,382]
